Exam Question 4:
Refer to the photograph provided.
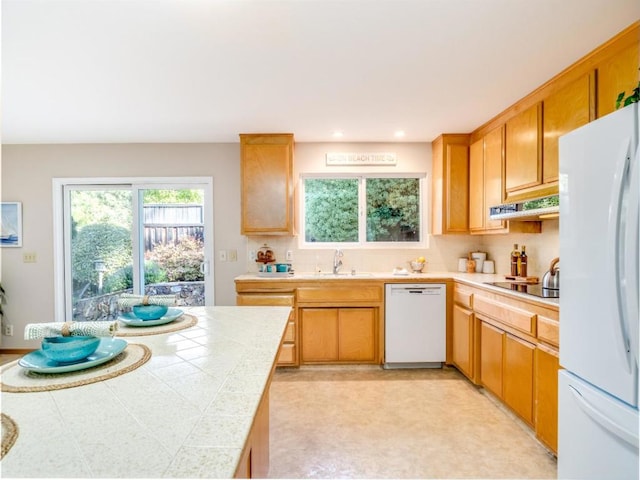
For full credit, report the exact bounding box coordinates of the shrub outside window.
[301,175,424,247]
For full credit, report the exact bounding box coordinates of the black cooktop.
[486,282,559,299]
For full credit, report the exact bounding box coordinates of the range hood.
[489,195,559,221]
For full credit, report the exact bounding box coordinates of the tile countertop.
[0,306,291,478]
[235,272,559,308]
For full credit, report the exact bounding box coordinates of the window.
[53,177,214,322]
[301,174,425,247]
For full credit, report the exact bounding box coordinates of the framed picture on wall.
[1,202,22,247]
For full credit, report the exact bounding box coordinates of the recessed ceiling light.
[394,130,406,138]
[332,131,344,138]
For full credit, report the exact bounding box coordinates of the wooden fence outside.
[143,204,204,251]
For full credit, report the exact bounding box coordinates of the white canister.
[482,260,495,274]
[471,252,487,273]
[458,258,467,272]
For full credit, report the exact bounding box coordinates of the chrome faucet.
[333,249,344,275]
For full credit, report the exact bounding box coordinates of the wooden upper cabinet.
[596,40,640,118]
[505,103,542,199]
[469,126,508,234]
[431,134,470,235]
[543,73,594,184]
[240,133,294,235]
[468,138,484,232]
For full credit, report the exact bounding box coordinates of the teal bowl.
[132,304,168,320]
[41,336,101,363]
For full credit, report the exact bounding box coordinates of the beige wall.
[1,143,245,349]
[1,141,559,349]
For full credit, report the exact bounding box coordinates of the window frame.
[52,176,215,323]
[299,172,428,249]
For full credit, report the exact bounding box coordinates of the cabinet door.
[483,126,506,231]
[300,308,338,362]
[240,134,294,235]
[503,333,535,425]
[536,345,559,453]
[431,134,470,235]
[338,308,376,362]
[543,73,593,184]
[480,321,503,398]
[468,139,484,231]
[505,103,542,195]
[597,41,640,118]
[452,304,474,379]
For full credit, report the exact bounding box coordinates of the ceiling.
[2,0,639,144]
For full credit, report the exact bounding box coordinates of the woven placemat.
[116,313,197,337]
[1,413,18,459]
[0,343,151,393]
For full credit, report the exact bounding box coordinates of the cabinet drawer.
[454,289,473,309]
[283,321,295,343]
[236,294,294,306]
[277,344,296,364]
[537,315,559,347]
[297,286,382,303]
[474,295,536,335]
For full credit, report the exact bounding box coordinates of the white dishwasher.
[384,283,446,368]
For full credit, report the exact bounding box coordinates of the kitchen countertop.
[235,272,559,308]
[0,306,291,478]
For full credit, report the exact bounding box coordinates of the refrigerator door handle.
[625,143,640,366]
[607,138,634,373]
[569,384,639,448]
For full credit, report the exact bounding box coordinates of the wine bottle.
[520,245,528,277]
[510,243,520,276]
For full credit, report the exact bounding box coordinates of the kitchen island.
[0,306,291,478]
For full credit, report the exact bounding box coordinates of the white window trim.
[298,172,428,250]
[52,176,214,323]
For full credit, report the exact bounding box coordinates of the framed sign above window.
[1,202,22,247]
[326,152,397,166]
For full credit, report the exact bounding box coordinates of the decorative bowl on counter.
[410,261,426,273]
[132,304,169,320]
[41,336,101,363]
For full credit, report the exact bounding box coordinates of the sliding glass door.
[54,177,214,322]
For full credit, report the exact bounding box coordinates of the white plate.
[118,307,184,327]
[18,338,127,373]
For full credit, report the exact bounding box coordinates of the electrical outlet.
[219,250,227,262]
[228,249,237,262]
[249,250,256,261]
[285,250,293,261]
[4,325,13,336]
[23,252,37,263]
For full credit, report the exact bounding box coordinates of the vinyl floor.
[268,365,557,479]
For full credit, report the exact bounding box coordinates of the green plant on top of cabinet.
[431,134,470,235]
[240,133,294,235]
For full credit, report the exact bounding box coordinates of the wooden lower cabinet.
[300,307,377,364]
[300,308,339,362]
[503,333,535,426]
[236,291,297,366]
[479,321,504,398]
[479,319,535,426]
[452,304,475,380]
[536,345,559,453]
[234,385,270,478]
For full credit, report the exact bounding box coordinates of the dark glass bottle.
[520,245,528,277]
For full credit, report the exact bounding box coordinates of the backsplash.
[245,219,559,278]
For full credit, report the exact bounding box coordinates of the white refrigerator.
[558,102,639,479]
